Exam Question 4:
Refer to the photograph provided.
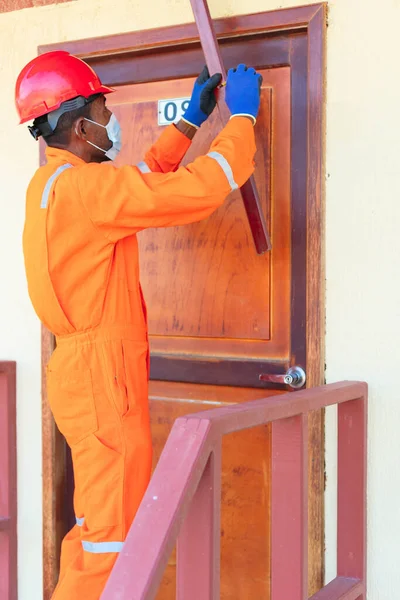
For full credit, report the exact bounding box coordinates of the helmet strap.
[30,93,101,140]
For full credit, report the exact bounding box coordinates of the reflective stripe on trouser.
[136,160,151,173]
[48,325,152,600]
[76,519,123,553]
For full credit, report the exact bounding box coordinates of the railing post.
[177,442,221,600]
[272,414,308,600]
[337,392,367,598]
[0,363,17,600]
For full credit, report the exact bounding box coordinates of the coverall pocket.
[46,368,98,447]
[72,432,124,529]
[121,339,149,416]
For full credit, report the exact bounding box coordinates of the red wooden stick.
[190,0,272,254]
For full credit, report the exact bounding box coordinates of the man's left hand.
[182,66,222,128]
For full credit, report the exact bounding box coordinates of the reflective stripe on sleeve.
[207,151,238,192]
[76,517,84,527]
[40,163,73,208]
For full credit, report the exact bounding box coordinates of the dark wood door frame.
[39,4,326,598]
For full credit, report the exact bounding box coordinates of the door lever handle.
[259,366,306,389]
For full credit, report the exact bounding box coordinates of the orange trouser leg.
[51,545,118,600]
[54,524,81,590]
[51,417,152,600]
[47,332,152,600]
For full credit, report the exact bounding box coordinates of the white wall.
[0,0,399,598]
[324,2,400,596]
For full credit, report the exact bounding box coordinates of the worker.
[15,50,262,599]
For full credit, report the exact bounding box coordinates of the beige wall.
[0,0,399,598]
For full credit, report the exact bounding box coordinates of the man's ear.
[74,117,87,139]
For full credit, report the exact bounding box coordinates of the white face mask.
[83,113,122,161]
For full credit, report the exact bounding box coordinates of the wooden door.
[41,6,325,599]
[107,67,287,600]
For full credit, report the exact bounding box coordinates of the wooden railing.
[102,381,367,600]
[0,362,17,600]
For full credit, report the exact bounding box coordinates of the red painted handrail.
[0,362,17,600]
[102,381,367,600]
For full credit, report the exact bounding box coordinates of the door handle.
[259,366,306,389]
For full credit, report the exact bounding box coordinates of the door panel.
[109,68,291,364]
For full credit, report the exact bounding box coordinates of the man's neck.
[47,142,101,164]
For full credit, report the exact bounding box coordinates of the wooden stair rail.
[102,381,367,600]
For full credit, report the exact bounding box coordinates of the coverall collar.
[45,146,87,167]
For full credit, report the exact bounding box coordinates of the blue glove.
[182,66,222,128]
[225,64,263,124]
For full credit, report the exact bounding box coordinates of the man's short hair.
[39,102,93,147]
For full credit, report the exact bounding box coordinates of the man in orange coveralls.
[16,51,262,599]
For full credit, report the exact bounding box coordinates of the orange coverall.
[23,117,256,599]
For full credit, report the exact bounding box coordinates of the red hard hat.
[15,51,114,124]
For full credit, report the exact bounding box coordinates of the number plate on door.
[158,97,191,126]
